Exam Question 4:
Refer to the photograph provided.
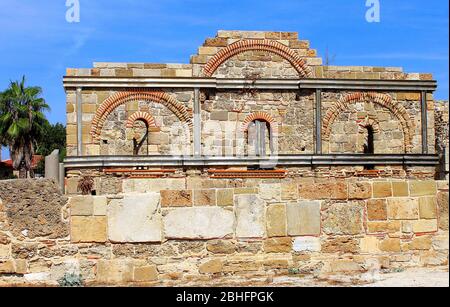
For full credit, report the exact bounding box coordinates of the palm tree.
[0,76,49,178]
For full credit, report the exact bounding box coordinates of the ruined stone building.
[1,31,448,285]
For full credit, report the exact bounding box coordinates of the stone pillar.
[193,88,202,157]
[59,163,65,193]
[76,87,83,156]
[315,89,322,154]
[421,91,428,154]
[45,149,60,182]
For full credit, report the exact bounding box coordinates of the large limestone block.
[235,195,266,238]
[409,181,437,197]
[71,216,107,243]
[293,237,321,252]
[122,178,185,193]
[322,202,365,235]
[259,183,281,202]
[108,193,162,243]
[164,207,234,239]
[266,204,287,237]
[387,198,419,220]
[96,260,133,284]
[287,201,321,236]
[69,196,93,216]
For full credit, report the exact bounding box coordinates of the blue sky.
[0,0,449,159]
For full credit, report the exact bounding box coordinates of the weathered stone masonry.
[1,31,448,285]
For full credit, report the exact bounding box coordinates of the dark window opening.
[363,126,375,170]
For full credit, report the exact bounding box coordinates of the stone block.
[259,183,281,202]
[235,195,266,238]
[210,111,229,121]
[108,193,162,243]
[367,199,387,221]
[164,207,234,239]
[437,192,449,230]
[408,236,432,250]
[133,266,158,282]
[234,187,258,195]
[379,238,401,252]
[96,260,133,284]
[322,237,359,254]
[266,204,287,237]
[206,240,236,254]
[298,181,348,200]
[69,196,93,216]
[419,197,437,219]
[329,260,363,273]
[373,182,392,198]
[161,190,193,207]
[348,182,372,199]
[412,220,438,233]
[93,196,107,216]
[199,259,223,274]
[322,202,364,235]
[360,237,380,253]
[0,260,15,274]
[292,237,321,252]
[71,216,107,243]
[286,201,321,236]
[217,189,234,206]
[367,221,401,234]
[281,182,298,200]
[409,181,437,197]
[387,198,419,220]
[263,237,292,253]
[0,244,10,259]
[193,189,216,206]
[432,235,449,251]
[392,181,409,197]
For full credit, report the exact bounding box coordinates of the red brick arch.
[322,92,414,152]
[91,90,191,142]
[242,111,278,134]
[203,39,312,77]
[126,112,157,129]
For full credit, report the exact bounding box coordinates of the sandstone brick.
[204,37,228,47]
[432,235,449,251]
[0,244,10,259]
[419,197,437,219]
[266,204,287,237]
[14,259,27,275]
[373,182,392,198]
[367,221,401,234]
[199,259,223,274]
[412,220,438,233]
[387,198,419,220]
[392,181,409,197]
[161,190,192,207]
[206,240,236,254]
[379,238,401,252]
[322,237,359,254]
[259,183,281,202]
[71,216,107,243]
[367,199,387,221]
[281,182,298,200]
[234,187,258,195]
[96,260,133,284]
[287,201,321,236]
[263,237,292,253]
[329,260,363,273]
[69,196,94,216]
[194,189,216,206]
[408,236,432,250]
[0,260,15,274]
[322,202,364,235]
[409,181,437,197]
[360,237,380,253]
[348,182,372,199]
[93,196,107,216]
[216,189,234,206]
[298,181,347,200]
[437,192,449,230]
[133,266,158,282]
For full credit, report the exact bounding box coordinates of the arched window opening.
[363,126,375,170]
[247,119,273,157]
[132,120,149,156]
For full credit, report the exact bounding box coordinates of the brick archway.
[91,90,191,143]
[322,92,414,153]
[203,39,312,78]
[242,111,278,134]
[126,111,157,129]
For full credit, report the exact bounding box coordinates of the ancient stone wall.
[1,178,448,286]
